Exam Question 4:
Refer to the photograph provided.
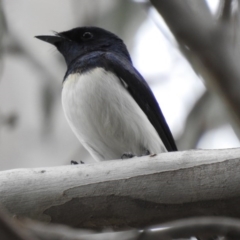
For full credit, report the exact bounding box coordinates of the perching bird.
[36,27,177,161]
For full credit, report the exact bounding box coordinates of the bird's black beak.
[35,35,63,45]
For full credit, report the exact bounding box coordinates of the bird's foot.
[71,160,78,165]
[71,160,85,165]
[121,152,135,159]
[142,149,150,156]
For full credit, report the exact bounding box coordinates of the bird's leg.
[71,160,85,165]
[142,149,150,156]
[121,149,151,159]
[121,152,135,159]
[71,160,78,165]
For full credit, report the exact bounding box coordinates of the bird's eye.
[82,32,93,40]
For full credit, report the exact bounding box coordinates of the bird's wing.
[104,52,177,152]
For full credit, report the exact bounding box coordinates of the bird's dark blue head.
[36,26,132,67]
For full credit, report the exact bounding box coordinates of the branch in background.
[1,149,240,229]
[0,0,6,78]
[19,216,240,240]
[218,0,233,22]
[217,0,239,49]
[9,215,240,240]
[150,0,240,130]
[5,35,60,135]
[176,91,231,150]
[0,206,37,240]
[22,219,138,240]
[140,217,240,240]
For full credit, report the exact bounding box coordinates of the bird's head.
[36,26,131,66]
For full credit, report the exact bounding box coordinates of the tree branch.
[140,217,240,240]
[1,149,240,229]
[150,0,240,128]
[0,206,37,240]
[218,0,233,22]
[22,219,138,240]
[21,216,240,240]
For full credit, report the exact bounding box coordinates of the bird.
[36,26,177,161]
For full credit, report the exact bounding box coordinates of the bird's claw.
[121,152,135,159]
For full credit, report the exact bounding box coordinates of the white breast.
[62,67,166,161]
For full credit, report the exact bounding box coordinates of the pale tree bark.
[1,148,240,229]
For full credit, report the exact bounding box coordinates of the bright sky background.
[132,0,240,149]
[1,0,239,171]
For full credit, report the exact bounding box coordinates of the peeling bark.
[1,149,240,229]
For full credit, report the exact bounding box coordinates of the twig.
[138,217,240,240]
